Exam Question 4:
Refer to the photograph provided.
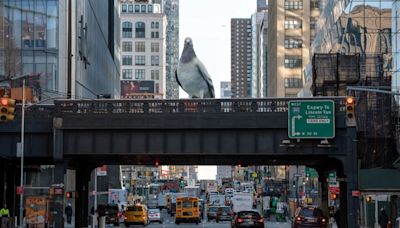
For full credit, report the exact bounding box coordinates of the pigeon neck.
[181,48,196,63]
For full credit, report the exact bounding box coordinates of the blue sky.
[179,0,256,99]
[179,0,256,179]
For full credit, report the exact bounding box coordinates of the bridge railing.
[53,97,346,115]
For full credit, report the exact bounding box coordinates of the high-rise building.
[231,18,252,98]
[119,0,167,99]
[394,1,400,102]
[267,0,322,97]
[220,81,232,98]
[0,0,120,101]
[162,0,180,99]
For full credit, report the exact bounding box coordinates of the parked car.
[395,217,400,228]
[231,210,264,228]
[207,206,219,221]
[293,206,327,228]
[148,208,163,223]
[97,204,119,226]
[216,206,234,222]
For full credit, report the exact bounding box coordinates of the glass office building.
[0,0,120,101]
[393,0,400,101]
[0,0,61,98]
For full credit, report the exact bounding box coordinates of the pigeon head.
[180,37,196,63]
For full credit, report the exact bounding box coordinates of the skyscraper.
[120,0,167,99]
[163,0,180,99]
[0,0,120,101]
[267,0,322,97]
[231,18,252,98]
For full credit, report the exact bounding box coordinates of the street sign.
[288,100,335,139]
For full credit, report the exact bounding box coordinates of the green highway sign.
[288,100,335,139]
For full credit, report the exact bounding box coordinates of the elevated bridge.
[0,97,357,227]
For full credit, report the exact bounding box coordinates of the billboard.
[121,80,155,98]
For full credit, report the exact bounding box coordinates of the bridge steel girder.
[0,98,358,227]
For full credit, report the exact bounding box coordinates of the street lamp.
[19,77,26,228]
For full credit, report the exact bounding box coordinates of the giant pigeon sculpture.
[175,37,215,98]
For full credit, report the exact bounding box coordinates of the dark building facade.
[231,18,252,98]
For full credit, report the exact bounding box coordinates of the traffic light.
[155,160,159,167]
[345,96,356,126]
[0,97,16,122]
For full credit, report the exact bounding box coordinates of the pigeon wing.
[196,59,215,98]
[175,69,183,88]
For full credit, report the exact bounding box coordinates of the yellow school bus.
[175,196,200,224]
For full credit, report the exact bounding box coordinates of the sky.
[179,0,256,99]
[179,0,256,179]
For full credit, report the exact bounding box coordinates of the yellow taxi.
[124,204,149,227]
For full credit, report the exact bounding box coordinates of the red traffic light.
[155,160,159,167]
[346,96,354,105]
[66,191,72,198]
[1,98,8,106]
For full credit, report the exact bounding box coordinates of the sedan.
[148,208,163,224]
[231,210,264,228]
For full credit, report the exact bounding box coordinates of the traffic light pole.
[18,79,25,228]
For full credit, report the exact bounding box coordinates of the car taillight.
[321,218,326,223]
[124,217,127,219]
[296,216,302,221]
[258,218,264,223]
[237,218,244,223]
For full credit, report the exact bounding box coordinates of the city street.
[65,209,292,228]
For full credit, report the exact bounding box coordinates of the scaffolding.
[311,53,396,168]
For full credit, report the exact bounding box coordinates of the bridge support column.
[75,167,90,228]
[318,174,329,219]
[342,126,359,228]
[53,163,66,228]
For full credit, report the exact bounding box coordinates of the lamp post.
[19,79,25,228]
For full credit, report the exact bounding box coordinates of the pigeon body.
[176,37,215,98]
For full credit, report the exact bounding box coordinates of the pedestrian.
[65,202,73,224]
[378,208,389,228]
[334,209,340,228]
[0,204,9,217]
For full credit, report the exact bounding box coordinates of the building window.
[151,32,159,38]
[284,56,302,68]
[284,0,303,10]
[155,83,159,94]
[151,56,159,66]
[310,0,319,10]
[122,55,132,66]
[135,5,140,12]
[284,18,302,29]
[310,17,317,30]
[122,41,132,52]
[135,69,145,79]
[135,42,145,52]
[122,69,133,79]
[284,77,303,88]
[135,22,145,38]
[284,36,303,48]
[141,5,146,13]
[151,70,160,80]
[155,22,159,29]
[122,4,127,13]
[128,5,133,13]
[151,43,159,52]
[122,21,132,38]
[148,5,153,13]
[151,22,155,29]
[135,55,146,65]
